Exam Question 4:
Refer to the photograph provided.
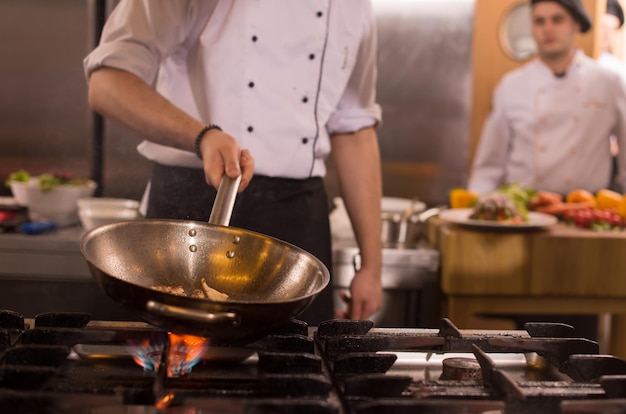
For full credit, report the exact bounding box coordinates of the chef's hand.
[198,128,254,192]
[336,267,383,320]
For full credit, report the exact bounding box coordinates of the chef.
[468,0,626,196]
[598,0,626,84]
[598,0,626,191]
[83,0,384,325]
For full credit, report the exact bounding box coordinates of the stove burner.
[1,312,626,414]
[130,332,209,377]
[441,357,482,380]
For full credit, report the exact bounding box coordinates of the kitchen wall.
[0,0,151,200]
[327,0,474,205]
[0,0,92,193]
[0,0,474,206]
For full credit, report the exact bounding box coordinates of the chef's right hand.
[198,129,254,192]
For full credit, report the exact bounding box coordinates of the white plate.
[439,208,558,229]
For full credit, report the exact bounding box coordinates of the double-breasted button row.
[245,10,323,144]
[247,78,308,103]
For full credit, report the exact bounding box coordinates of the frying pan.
[80,176,330,344]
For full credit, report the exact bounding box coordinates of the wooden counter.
[437,219,626,358]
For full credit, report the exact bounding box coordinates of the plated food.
[447,184,626,232]
[439,208,557,229]
[468,192,525,224]
[450,183,533,226]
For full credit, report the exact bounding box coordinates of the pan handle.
[146,300,241,327]
[209,175,242,226]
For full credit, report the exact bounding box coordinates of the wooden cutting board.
[438,220,626,296]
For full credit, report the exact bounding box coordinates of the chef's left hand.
[336,267,382,320]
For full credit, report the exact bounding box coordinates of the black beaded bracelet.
[194,124,223,160]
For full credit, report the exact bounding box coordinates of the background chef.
[598,0,626,84]
[468,0,626,196]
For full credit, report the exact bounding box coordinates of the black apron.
[146,163,335,325]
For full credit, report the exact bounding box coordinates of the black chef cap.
[607,0,625,28]
[530,0,592,33]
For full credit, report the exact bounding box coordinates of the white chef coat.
[83,0,382,179]
[598,52,626,85]
[468,51,626,195]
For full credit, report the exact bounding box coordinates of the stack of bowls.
[77,198,141,230]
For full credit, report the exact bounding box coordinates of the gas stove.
[1,310,625,414]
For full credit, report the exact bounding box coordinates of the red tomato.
[611,215,622,227]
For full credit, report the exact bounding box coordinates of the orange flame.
[130,332,209,377]
[154,391,176,410]
[166,333,210,377]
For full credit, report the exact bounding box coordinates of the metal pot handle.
[417,206,445,222]
[146,300,241,327]
[208,175,242,226]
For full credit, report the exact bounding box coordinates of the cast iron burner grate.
[1,310,626,413]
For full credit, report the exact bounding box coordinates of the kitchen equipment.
[0,310,623,414]
[77,197,141,230]
[333,243,440,327]
[10,178,97,226]
[0,198,28,232]
[381,206,443,248]
[330,196,431,246]
[80,176,330,343]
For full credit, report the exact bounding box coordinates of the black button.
[309,54,315,60]
[247,126,254,133]
[248,82,255,88]
[252,35,258,42]
[316,11,323,18]
[302,97,308,103]
[302,138,309,144]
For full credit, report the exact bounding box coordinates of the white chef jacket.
[83,0,382,179]
[468,51,626,195]
[598,52,626,85]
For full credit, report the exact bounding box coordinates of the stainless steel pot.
[80,176,330,344]
[381,206,442,248]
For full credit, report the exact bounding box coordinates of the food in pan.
[151,278,229,301]
[190,288,206,298]
[201,278,229,301]
[152,285,186,295]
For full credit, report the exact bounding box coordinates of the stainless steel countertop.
[0,225,92,281]
[332,238,440,271]
[0,225,85,252]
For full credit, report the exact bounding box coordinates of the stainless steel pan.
[80,176,330,344]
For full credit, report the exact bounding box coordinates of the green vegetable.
[38,174,63,192]
[496,183,536,220]
[5,169,88,192]
[4,169,30,188]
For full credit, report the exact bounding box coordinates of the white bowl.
[77,197,139,211]
[78,197,141,230]
[381,196,426,213]
[10,178,97,226]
